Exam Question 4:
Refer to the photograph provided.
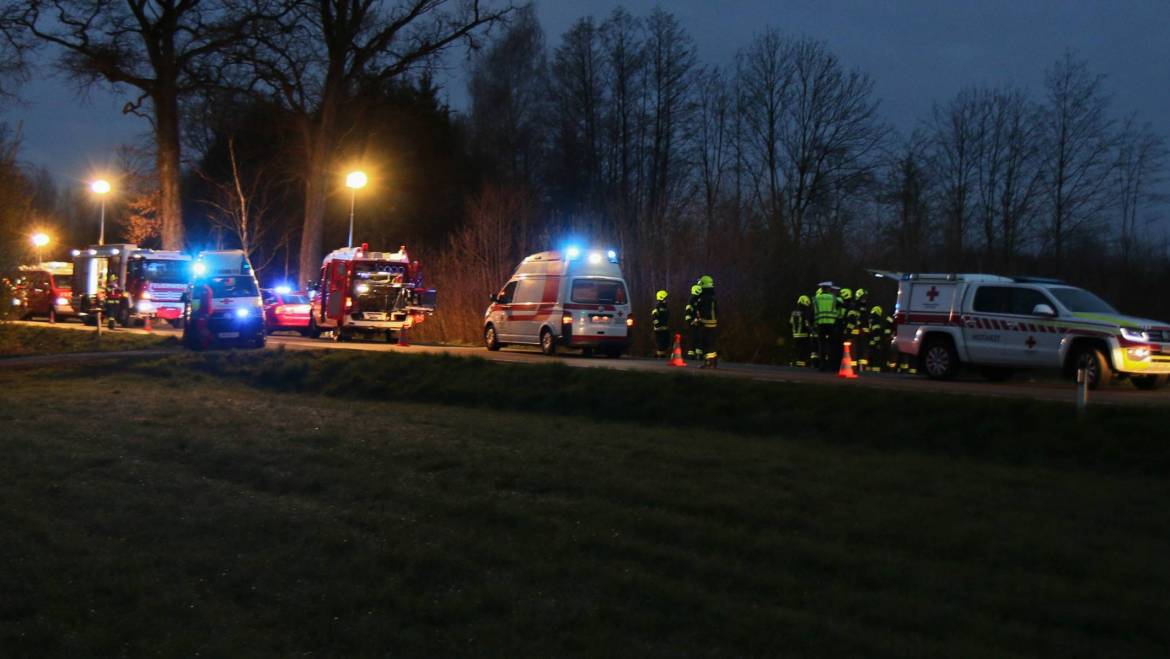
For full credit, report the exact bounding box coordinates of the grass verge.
[0,322,178,357]
[127,348,1170,477]
[0,367,1167,656]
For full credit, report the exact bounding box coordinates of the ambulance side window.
[973,286,1010,314]
[512,278,544,304]
[1010,288,1053,316]
[498,281,518,304]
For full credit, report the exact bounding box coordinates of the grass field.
[2,355,1169,656]
[0,322,178,357]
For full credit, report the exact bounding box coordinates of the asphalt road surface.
[11,319,1170,408]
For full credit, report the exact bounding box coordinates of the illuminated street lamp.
[91,179,112,245]
[31,232,49,265]
[345,170,368,248]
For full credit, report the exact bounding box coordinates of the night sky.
[6,0,1169,189]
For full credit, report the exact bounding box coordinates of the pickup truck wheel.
[484,324,501,351]
[1074,348,1113,390]
[539,328,557,356]
[1131,374,1167,391]
[921,337,959,381]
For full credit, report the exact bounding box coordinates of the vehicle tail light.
[562,312,573,325]
[626,317,634,327]
[275,305,286,315]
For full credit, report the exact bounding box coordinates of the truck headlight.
[1121,327,1148,342]
[137,300,154,313]
[356,283,370,294]
[235,307,251,319]
[55,297,69,306]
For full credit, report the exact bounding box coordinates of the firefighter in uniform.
[651,289,671,358]
[813,284,839,371]
[853,288,870,370]
[789,295,812,367]
[695,275,718,368]
[685,283,702,360]
[866,305,893,372]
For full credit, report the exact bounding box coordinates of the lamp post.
[91,179,111,245]
[345,170,368,248]
[31,233,49,265]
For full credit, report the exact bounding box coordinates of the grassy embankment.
[0,322,178,357]
[1,351,1168,656]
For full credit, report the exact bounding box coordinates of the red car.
[9,264,75,322]
[262,288,313,335]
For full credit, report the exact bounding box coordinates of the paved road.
[10,319,1170,408]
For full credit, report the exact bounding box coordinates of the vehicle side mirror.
[1032,303,1056,317]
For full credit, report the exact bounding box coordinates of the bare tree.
[200,136,284,271]
[1114,115,1169,267]
[1039,52,1114,268]
[642,7,696,230]
[599,7,646,230]
[693,67,733,254]
[928,87,981,266]
[737,28,789,235]
[234,0,513,286]
[549,16,604,210]
[6,0,259,250]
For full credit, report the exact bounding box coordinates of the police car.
[874,271,1170,389]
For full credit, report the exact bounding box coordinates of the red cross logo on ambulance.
[1025,335,1036,349]
[926,286,940,301]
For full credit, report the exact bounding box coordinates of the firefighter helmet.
[690,284,702,296]
[656,290,668,301]
[870,305,883,316]
[798,295,811,306]
[855,288,868,299]
[699,275,714,288]
[840,288,853,301]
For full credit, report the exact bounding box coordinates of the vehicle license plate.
[218,332,239,339]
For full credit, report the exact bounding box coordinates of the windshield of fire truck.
[1049,287,1118,314]
[132,258,188,283]
[208,276,259,298]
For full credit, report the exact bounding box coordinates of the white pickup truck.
[873,272,1170,390]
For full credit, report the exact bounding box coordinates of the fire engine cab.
[875,271,1170,389]
[70,244,191,328]
[308,243,436,342]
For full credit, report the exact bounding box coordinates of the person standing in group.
[813,283,839,371]
[866,304,893,372]
[685,283,702,360]
[853,288,870,370]
[695,275,718,368]
[651,289,671,358]
[789,295,812,367]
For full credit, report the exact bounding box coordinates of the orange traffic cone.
[144,315,152,333]
[668,333,687,367]
[398,323,410,347]
[838,341,858,379]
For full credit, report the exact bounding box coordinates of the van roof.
[515,249,623,278]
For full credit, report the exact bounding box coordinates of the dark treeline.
[1,2,1168,360]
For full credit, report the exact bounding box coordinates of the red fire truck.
[308,243,436,342]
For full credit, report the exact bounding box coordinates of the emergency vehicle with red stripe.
[484,247,631,357]
[307,243,435,342]
[872,271,1170,390]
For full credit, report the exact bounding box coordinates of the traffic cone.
[398,323,410,347]
[144,315,152,333]
[838,341,859,379]
[668,333,687,367]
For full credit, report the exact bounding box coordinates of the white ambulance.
[874,271,1170,389]
[484,248,632,357]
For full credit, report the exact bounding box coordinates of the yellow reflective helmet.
[690,284,702,296]
[656,290,668,301]
[870,305,883,316]
[699,275,714,288]
[798,295,811,306]
[840,288,853,300]
[855,288,868,299]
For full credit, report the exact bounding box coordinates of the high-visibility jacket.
[814,292,838,325]
[651,300,669,331]
[696,289,717,327]
[790,308,810,338]
[867,315,893,348]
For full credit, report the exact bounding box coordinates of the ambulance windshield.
[1049,287,1117,314]
[208,276,258,298]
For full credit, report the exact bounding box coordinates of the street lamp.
[345,170,368,248]
[91,179,112,245]
[31,232,49,265]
